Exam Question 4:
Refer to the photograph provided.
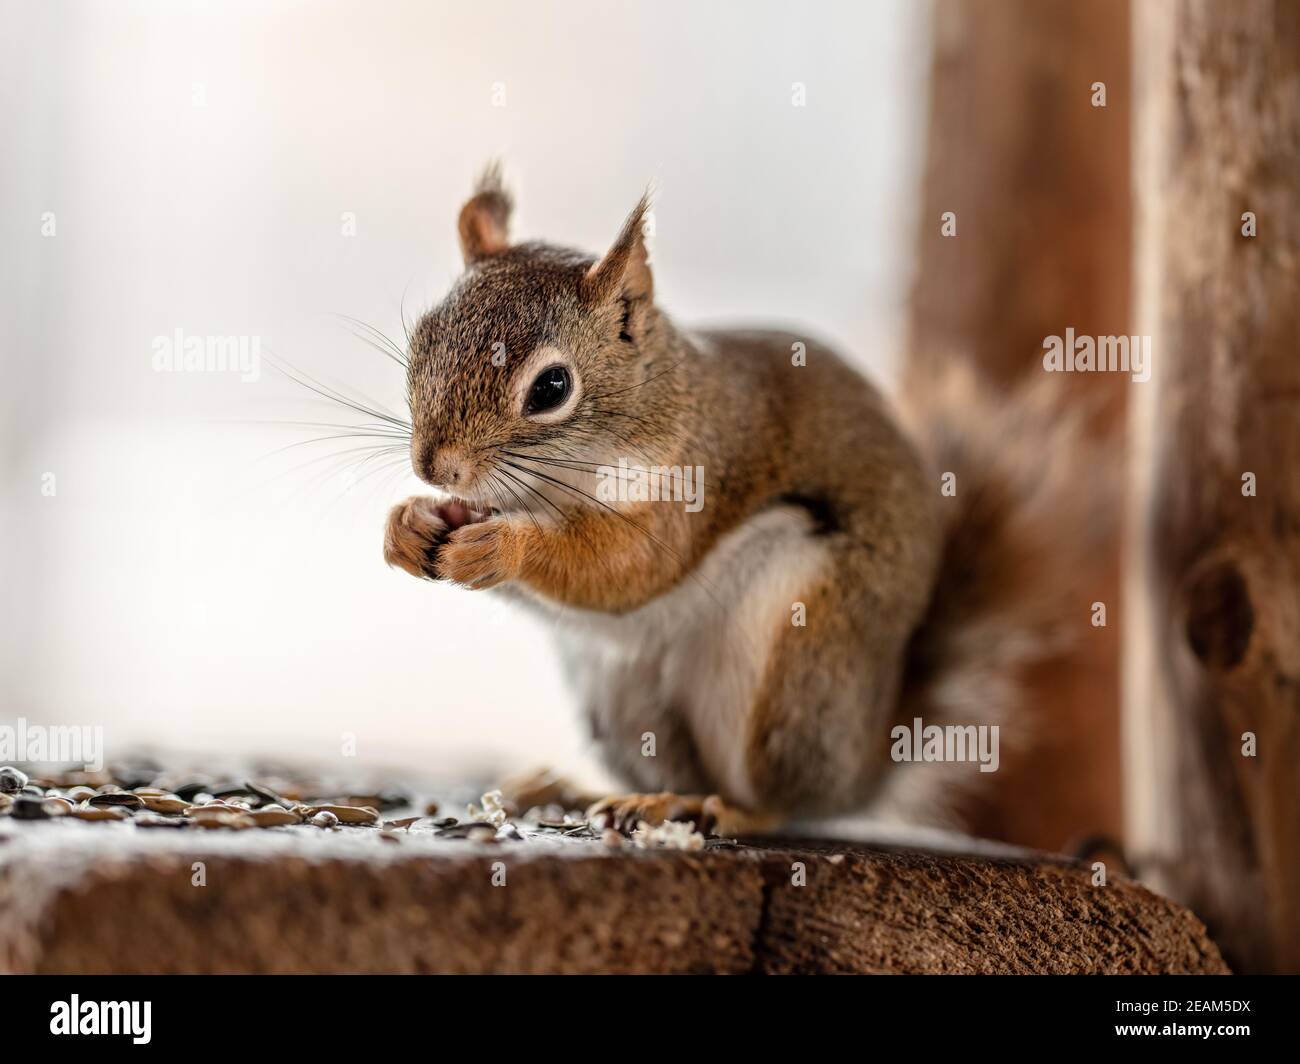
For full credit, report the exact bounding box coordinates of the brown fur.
[385,172,1100,831]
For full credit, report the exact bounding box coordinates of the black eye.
[524,365,572,415]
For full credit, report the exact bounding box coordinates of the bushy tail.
[882,360,1114,827]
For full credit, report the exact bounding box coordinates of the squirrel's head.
[405,167,675,515]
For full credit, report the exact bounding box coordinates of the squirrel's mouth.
[433,498,497,531]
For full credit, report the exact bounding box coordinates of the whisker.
[333,313,409,368]
[501,457,686,566]
[582,359,684,403]
[264,352,411,433]
[501,449,680,482]
[489,470,543,537]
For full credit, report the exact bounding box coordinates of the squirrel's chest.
[549,506,830,801]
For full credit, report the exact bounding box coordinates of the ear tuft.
[581,192,653,305]
[457,161,513,265]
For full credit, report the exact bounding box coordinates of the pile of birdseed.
[0,763,596,844]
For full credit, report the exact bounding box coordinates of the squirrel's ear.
[457,163,512,265]
[581,194,653,306]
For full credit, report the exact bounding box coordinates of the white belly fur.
[526,505,832,805]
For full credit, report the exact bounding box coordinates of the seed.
[191,809,254,829]
[68,805,128,821]
[12,796,49,819]
[172,782,211,802]
[310,811,340,828]
[434,820,495,839]
[88,792,145,809]
[305,804,378,826]
[134,813,189,828]
[245,779,292,809]
[0,767,30,793]
[0,794,12,815]
[64,786,96,802]
[183,801,235,815]
[424,800,440,817]
[41,798,73,816]
[432,817,458,828]
[246,808,300,827]
[378,830,401,843]
[383,816,423,830]
[139,795,188,815]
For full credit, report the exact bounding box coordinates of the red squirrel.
[384,168,1099,836]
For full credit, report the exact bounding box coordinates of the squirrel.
[384,167,1101,837]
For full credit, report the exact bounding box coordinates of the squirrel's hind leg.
[740,535,932,819]
[586,791,778,837]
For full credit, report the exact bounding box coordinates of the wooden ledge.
[0,820,1228,974]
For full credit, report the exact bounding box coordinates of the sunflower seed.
[134,813,190,829]
[305,804,378,826]
[0,767,29,793]
[191,809,254,829]
[183,801,237,815]
[68,805,128,821]
[310,810,340,828]
[88,792,145,809]
[244,779,292,809]
[12,796,49,819]
[41,797,73,816]
[246,808,300,827]
[139,795,188,815]
[434,820,496,839]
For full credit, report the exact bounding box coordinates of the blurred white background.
[1,0,931,781]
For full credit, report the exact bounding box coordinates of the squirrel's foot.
[586,791,776,837]
[384,496,452,580]
[498,767,599,816]
[384,496,503,582]
[436,517,523,589]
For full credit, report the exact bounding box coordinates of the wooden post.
[1128,0,1300,974]
[910,0,1130,851]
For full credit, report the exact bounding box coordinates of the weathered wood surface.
[1128,0,1300,974]
[0,820,1227,974]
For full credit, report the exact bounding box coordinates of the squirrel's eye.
[524,365,572,416]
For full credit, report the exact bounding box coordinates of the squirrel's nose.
[414,439,468,488]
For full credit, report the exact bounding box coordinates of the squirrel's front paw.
[384,496,452,580]
[436,518,522,589]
